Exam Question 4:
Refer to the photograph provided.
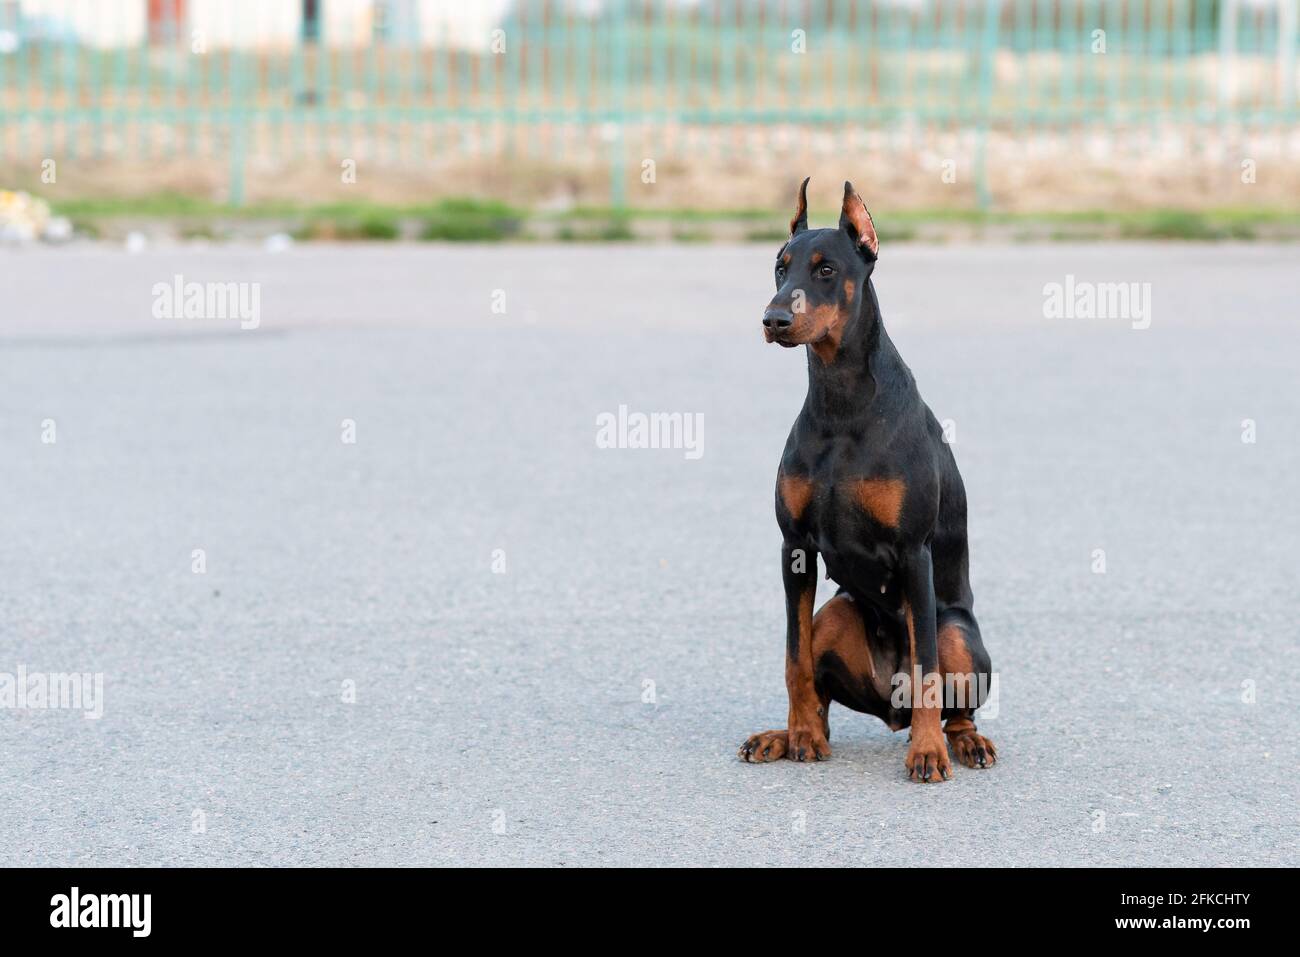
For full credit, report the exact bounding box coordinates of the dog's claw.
[948,730,997,770]
[739,730,789,763]
[789,729,830,763]
[741,729,828,764]
[905,729,952,783]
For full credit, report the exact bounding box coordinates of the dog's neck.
[802,278,908,425]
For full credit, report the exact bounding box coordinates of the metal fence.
[0,0,1297,206]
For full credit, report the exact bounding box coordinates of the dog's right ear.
[839,181,879,260]
[788,177,810,236]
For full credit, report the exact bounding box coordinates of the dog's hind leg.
[936,610,997,769]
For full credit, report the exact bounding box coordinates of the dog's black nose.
[763,309,793,330]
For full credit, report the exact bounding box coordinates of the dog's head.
[763,178,878,355]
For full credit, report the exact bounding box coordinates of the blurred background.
[1,0,1298,242]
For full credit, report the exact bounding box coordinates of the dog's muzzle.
[762,309,794,343]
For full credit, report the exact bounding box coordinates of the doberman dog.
[739,179,997,782]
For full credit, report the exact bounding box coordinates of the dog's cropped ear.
[789,176,810,236]
[839,181,879,259]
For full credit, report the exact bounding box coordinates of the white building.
[13,0,146,48]
[9,0,512,49]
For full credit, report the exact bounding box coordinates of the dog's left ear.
[789,176,810,236]
[839,181,879,260]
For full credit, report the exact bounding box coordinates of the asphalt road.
[2,242,1296,866]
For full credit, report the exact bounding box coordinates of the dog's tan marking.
[943,717,974,738]
[943,716,997,768]
[784,579,828,759]
[812,593,878,685]
[806,304,845,365]
[903,599,949,782]
[938,622,973,676]
[778,474,814,520]
[848,478,906,528]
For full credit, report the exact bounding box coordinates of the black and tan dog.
[739,179,996,782]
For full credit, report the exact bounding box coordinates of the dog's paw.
[949,730,997,769]
[738,730,788,763]
[738,728,830,763]
[905,729,952,783]
[787,728,831,762]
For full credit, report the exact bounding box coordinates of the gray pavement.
[1,242,1297,866]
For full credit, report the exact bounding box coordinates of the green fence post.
[228,44,248,206]
[1280,0,1298,112]
[608,0,628,210]
[1218,0,1239,113]
[973,0,1001,209]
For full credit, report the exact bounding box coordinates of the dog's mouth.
[763,327,800,347]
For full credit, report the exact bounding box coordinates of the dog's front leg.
[902,545,951,782]
[782,542,829,761]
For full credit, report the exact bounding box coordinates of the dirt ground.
[3,121,1297,214]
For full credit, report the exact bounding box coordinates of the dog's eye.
[775,265,786,280]
[817,264,835,278]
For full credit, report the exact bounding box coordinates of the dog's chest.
[798,460,905,605]
[814,499,900,591]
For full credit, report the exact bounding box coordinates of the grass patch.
[68,218,101,239]
[558,204,773,223]
[49,193,231,219]
[556,216,635,242]
[178,223,218,241]
[597,217,635,241]
[743,226,790,242]
[1117,210,1259,240]
[669,225,711,243]
[875,223,918,243]
[418,198,522,242]
[1119,210,1220,240]
[296,213,400,241]
[30,191,1300,243]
